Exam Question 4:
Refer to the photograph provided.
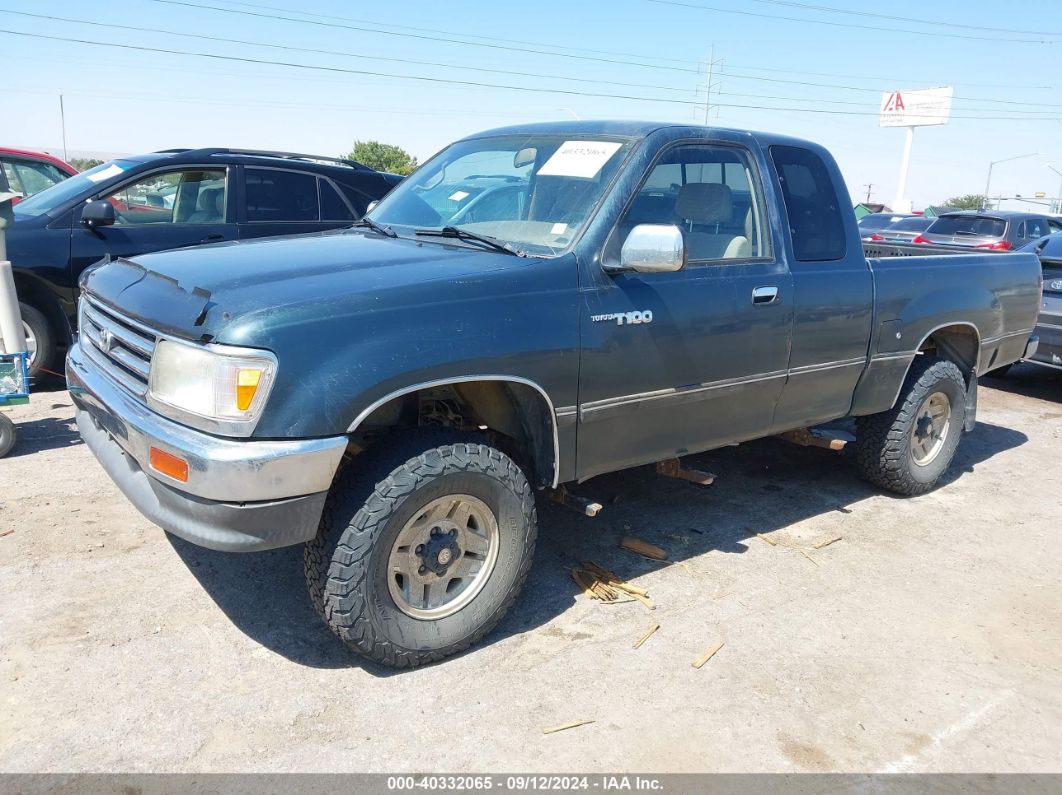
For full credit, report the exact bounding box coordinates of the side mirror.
[611,224,686,274]
[81,200,116,228]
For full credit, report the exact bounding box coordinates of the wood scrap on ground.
[812,534,843,549]
[692,641,725,669]
[621,536,668,561]
[570,561,654,609]
[542,720,595,735]
[633,623,660,649]
[755,532,778,547]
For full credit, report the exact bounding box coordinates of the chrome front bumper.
[67,340,347,551]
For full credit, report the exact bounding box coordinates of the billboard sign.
[880,87,953,128]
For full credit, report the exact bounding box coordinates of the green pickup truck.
[68,121,1042,667]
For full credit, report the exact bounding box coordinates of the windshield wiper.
[415,225,526,257]
[352,217,397,238]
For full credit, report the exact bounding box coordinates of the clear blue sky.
[4,0,1061,210]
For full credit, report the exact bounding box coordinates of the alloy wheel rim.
[23,321,37,366]
[910,391,951,466]
[387,494,500,620]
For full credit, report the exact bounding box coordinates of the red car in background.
[0,147,78,203]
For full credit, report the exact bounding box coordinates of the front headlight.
[147,340,277,436]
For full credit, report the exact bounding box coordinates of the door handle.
[752,286,779,305]
[200,233,225,243]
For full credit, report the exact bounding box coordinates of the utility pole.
[701,46,724,125]
[863,184,874,203]
[892,127,915,213]
[59,94,68,162]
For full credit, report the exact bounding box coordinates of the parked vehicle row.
[66,121,1042,667]
[913,210,1062,251]
[858,213,932,244]
[990,234,1062,375]
[0,147,77,203]
[7,147,402,375]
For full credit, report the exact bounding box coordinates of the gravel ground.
[1,365,1060,773]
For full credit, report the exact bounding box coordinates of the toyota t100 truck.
[67,122,1042,667]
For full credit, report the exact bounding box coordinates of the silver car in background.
[915,210,1061,251]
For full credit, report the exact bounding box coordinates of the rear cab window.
[769,146,846,261]
[927,215,1006,237]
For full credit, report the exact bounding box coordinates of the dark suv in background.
[915,209,1062,251]
[7,148,402,374]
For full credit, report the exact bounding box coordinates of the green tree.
[941,194,987,210]
[347,141,417,175]
[69,157,104,172]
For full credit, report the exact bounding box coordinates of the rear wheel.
[855,356,967,496]
[19,303,55,378]
[304,430,537,668]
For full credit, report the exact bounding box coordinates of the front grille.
[79,296,158,396]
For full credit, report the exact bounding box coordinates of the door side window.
[104,169,227,225]
[13,160,68,195]
[320,179,356,221]
[611,143,770,264]
[1,160,23,195]
[769,146,846,262]
[244,168,320,222]
[1025,218,1048,238]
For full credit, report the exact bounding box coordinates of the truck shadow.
[4,413,82,458]
[169,420,1026,673]
[981,362,1062,403]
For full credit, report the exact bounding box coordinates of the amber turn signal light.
[149,446,189,482]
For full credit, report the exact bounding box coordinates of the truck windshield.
[367,135,634,256]
[14,160,135,219]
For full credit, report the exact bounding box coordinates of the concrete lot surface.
[1,366,1060,773]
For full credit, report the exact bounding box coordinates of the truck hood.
[81,229,530,341]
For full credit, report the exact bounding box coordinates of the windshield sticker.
[86,163,126,183]
[448,190,470,202]
[538,141,622,179]
[550,222,568,235]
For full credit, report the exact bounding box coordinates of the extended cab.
[67,122,1042,667]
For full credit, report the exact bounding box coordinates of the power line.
[0,9,696,95]
[145,0,702,74]
[715,90,1061,116]
[751,0,1062,38]
[2,28,1057,122]
[209,0,699,67]
[647,0,1060,45]
[721,62,1052,91]
[717,70,1062,109]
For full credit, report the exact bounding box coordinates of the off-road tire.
[19,302,55,378]
[854,356,967,496]
[304,429,537,668]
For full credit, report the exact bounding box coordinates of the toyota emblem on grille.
[98,328,115,352]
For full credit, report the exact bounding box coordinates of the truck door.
[766,145,874,432]
[576,141,794,481]
[70,167,236,281]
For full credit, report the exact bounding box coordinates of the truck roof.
[459,120,823,151]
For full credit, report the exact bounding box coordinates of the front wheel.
[19,302,56,378]
[304,431,537,668]
[0,413,17,458]
[854,356,967,496]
